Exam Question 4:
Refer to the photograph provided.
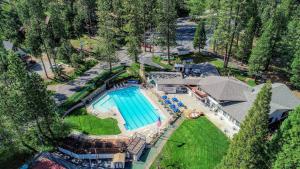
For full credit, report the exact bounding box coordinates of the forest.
[0,0,299,168]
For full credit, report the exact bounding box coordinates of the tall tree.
[193,20,207,53]
[237,17,256,63]
[123,0,143,63]
[156,0,177,64]
[213,0,240,68]
[248,20,274,75]
[141,0,156,52]
[16,0,55,78]
[216,82,272,169]
[186,0,206,17]
[271,106,300,169]
[0,52,68,153]
[97,0,120,72]
[291,49,300,89]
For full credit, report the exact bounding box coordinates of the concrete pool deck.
[84,85,172,143]
[166,93,238,138]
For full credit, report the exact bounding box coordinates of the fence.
[63,70,126,117]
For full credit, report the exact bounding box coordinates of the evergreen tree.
[186,0,206,17]
[16,0,55,78]
[97,0,120,72]
[1,53,68,153]
[291,49,300,89]
[248,20,274,75]
[156,0,177,64]
[0,1,24,46]
[213,0,241,68]
[141,0,157,52]
[193,20,207,53]
[216,82,272,169]
[123,0,143,63]
[271,106,300,169]
[237,17,255,63]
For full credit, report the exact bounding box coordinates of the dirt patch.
[293,90,300,99]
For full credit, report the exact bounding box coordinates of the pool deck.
[166,93,238,138]
[84,85,172,143]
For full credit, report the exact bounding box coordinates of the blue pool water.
[92,86,161,130]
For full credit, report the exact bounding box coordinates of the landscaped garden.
[64,108,121,135]
[150,117,229,169]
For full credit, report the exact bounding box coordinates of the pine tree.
[270,106,300,169]
[193,20,207,53]
[248,20,274,75]
[156,0,177,64]
[213,0,241,68]
[123,0,143,63]
[186,0,206,17]
[237,17,255,63]
[97,0,120,72]
[1,52,68,152]
[216,82,272,169]
[291,49,300,89]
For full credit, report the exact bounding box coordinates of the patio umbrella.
[162,95,168,100]
[164,100,172,104]
[170,104,176,109]
[172,97,179,102]
[178,102,184,107]
[172,108,180,113]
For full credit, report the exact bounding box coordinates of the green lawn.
[150,117,229,169]
[64,109,121,135]
[70,35,99,50]
[152,56,173,70]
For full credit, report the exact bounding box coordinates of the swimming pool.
[92,86,161,130]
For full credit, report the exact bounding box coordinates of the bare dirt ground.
[293,90,300,99]
[31,55,74,80]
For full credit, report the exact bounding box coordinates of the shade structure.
[162,95,168,100]
[172,108,180,113]
[172,97,179,102]
[164,100,172,104]
[170,104,177,109]
[178,102,184,107]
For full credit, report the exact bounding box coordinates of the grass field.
[150,117,229,169]
[64,109,121,135]
[70,35,99,50]
[152,56,174,70]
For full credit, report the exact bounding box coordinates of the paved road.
[48,17,197,104]
[139,17,197,67]
[48,48,131,104]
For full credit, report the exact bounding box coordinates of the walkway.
[131,117,185,169]
[47,48,131,104]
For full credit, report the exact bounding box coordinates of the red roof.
[32,158,66,169]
